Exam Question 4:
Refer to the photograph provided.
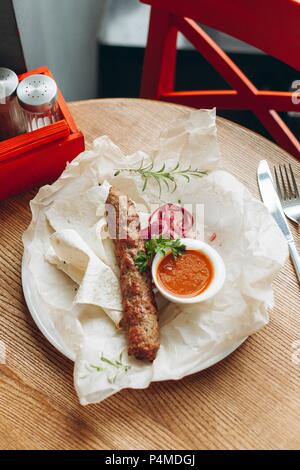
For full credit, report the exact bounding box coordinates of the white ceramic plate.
[22,256,246,371]
[22,256,75,361]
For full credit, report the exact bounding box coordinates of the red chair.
[140,0,300,159]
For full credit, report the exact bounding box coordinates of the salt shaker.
[0,67,23,141]
[17,74,62,132]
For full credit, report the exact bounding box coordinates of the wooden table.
[0,99,299,450]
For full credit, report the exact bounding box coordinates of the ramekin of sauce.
[152,239,226,304]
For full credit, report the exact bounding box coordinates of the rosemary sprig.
[100,353,131,372]
[114,160,207,196]
[86,352,131,384]
[134,236,186,272]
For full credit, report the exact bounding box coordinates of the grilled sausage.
[106,187,160,362]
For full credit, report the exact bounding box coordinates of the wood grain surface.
[0,98,300,450]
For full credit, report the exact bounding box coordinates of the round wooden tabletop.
[0,98,299,450]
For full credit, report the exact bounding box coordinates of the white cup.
[152,238,226,304]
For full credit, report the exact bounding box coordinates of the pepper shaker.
[0,67,24,141]
[17,74,62,132]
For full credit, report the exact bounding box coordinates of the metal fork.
[274,163,300,225]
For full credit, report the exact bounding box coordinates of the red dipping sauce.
[157,249,214,297]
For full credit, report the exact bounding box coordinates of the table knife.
[257,159,300,284]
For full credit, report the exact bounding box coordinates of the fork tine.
[289,163,299,198]
[284,164,294,199]
[279,165,288,200]
[274,166,283,199]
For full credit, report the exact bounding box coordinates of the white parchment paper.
[22,109,287,404]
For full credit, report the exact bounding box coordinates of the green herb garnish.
[100,353,131,372]
[114,160,207,196]
[135,236,186,272]
[86,352,131,384]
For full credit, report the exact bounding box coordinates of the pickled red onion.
[140,204,194,239]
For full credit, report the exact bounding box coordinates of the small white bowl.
[152,238,226,304]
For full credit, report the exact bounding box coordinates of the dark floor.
[99,45,300,142]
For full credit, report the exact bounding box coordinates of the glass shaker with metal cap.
[0,67,24,141]
[17,74,62,132]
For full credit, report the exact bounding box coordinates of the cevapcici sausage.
[106,187,160,362]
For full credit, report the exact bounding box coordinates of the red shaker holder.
[0,66,85,201]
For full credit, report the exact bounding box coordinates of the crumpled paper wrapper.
[22,109,287,405]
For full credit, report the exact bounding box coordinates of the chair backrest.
[141,0,300,72]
